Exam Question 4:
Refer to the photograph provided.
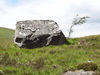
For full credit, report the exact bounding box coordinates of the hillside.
[0,27,100,75]
[0,27,14,48]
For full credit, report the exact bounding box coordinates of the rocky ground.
[63,70,95,75]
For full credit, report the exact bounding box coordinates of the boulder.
[63,71,95,75]
[14,20,66,49]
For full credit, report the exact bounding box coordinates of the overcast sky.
[0,0,100,37]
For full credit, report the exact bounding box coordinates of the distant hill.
[0,27,100,47]
[0,27,14,47]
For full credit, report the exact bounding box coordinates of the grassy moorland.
[0,27,100,75]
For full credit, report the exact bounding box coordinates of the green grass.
[0,27,14,49]
[0,27,100,75]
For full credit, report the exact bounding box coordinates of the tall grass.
[0,27,100,75]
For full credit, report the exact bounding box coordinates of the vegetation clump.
[94,71,100,75]
[77,62,98,71]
